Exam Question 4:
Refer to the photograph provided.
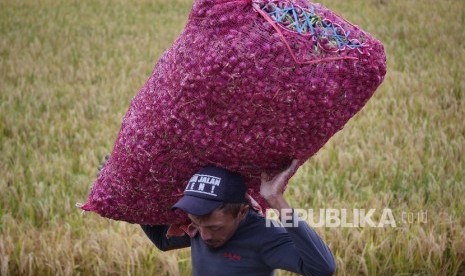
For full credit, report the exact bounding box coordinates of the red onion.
[80,0,386,225]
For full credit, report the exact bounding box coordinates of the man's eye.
[210,227,221,231]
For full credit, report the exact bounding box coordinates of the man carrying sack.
[141,160,336,275]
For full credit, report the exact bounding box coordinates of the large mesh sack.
[80,0,386,225]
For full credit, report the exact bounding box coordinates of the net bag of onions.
[80,0,386,225]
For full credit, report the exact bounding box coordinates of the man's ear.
[239,204,249,219]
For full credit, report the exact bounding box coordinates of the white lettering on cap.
[185,174,222,197]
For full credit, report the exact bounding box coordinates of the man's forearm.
[140,225,191,251]
[264,195,292,220]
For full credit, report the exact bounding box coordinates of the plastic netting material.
[80,0,386,225]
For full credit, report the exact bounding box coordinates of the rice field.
[0,0,464,275]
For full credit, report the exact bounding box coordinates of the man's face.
[188,206,248,249]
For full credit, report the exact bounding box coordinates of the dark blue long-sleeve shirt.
[141,209,336,275]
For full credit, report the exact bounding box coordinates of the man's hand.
[260,159,300,211]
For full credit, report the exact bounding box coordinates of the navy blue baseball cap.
[172,166,247,216]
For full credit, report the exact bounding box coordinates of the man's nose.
[199,228,213,241]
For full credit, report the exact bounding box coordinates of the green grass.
[1,0,464,275]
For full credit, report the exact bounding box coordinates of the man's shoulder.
[239,210,289,235]
[224,209,291,252]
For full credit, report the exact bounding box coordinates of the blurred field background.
[0,0,464,275]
